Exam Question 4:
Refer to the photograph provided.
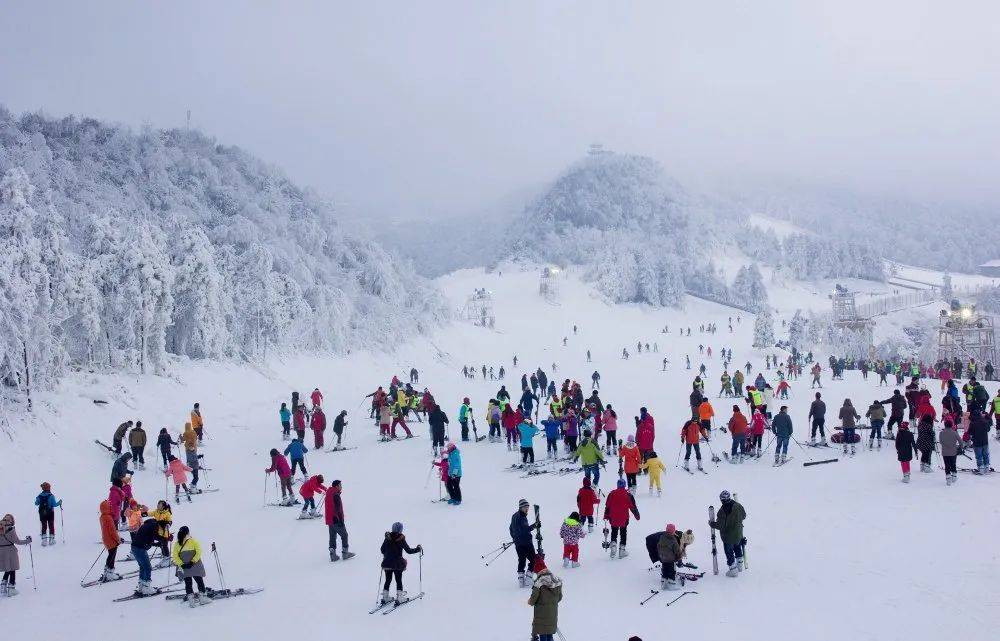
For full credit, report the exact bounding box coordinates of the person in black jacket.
[332,410,348,448]
[968,410,992,474]
[111,453,133,484]
[915,415,936,472]
[428,405,449,455]
[379,522,422,605]
[895,422,916,483]
[130,517,169,596]
[510,499,539,587]
[881,390,907,438]
[808,393,827,444]
[156,428,176,468]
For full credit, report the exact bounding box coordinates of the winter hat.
[617,479,627,489]
[582,478,591,488]
[40,482,51,492]
[463,397,470,404]
[569,511,580,522]
[391,522,404,534]
[583,429,592,438]
[719,490,732,502]
[665,523,676,534]
[627,434,635,444]
[519,498,530,509]
[648,450,657,458]
[532,557,547,574]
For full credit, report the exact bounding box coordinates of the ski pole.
[264,473,269,507]
[418,549,423,594]
[60,505,65,544]
[28,542,37,590]
[211,542,227,591]
[484,542,514,566]
[640,589,662,606]
[80,547,105,584]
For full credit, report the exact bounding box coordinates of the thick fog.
[2,1,998,219]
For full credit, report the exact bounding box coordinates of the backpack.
[37,493,53,519]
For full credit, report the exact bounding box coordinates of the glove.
[25,536,32,543]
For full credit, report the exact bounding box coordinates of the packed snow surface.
[2,266,997,641]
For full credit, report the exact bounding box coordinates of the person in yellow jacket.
[640,450,666,497]
[190,403,204,444]
[180,423,201,489]
[550,397,564,419]
[172,526,211,606]
[148,500,174,567]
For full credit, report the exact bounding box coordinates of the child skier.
[279,402,292,439]
[165,455,194,503]
[895,422,916,482]
[640,451,666,496]
[680,419,703,471]
[34,482,62,546]
[619,435,642,493]
[541,414,562,459]
[576,478,600,532]
[379,522,423,606]
[298,474,327,518]
[283,437,308,478]
[558,511,585,568]
[156,428,177,469]
[265,448,295,505]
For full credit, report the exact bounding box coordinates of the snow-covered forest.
[0,109,446,400]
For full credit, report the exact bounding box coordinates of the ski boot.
[737,558,745,573]
[945,474,954,487]
[618,544,629,558]
[609,544,617,559]
[2,582,17,597]
[780,453,787,464]
[137,580,157,596]
[842,445,849,455]
[820,438,828,446]
[330,547,340,562]
[309,508,319,518]
[562,558,570,568]
[395,590,408,605]
[773,454,780,466]
[682,460,690,472]
[341,548,356,560]
[587,523,594,533]
[571,561,580,568]
[517,571,527,588]
[726,564,739,578]
[656,488,662,497]
[696,460,704,472]
[850,445,856,456]
[40,535,48,547]
[809,437,816,446]
[648,486,653,496]
[902,472,911,483]
[154,556,173,569]
[101,567,121,582]
[664,578,681,591]
[380,589,392,605]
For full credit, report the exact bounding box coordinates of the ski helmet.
[719,490,732,502]
[391,521,404,534]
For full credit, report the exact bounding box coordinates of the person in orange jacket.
[99,500,124,582]
[190,403,204,443]
[618,435,642,494]
[697,400,715,441]
[680,419,703,472]
[727,405,749,463]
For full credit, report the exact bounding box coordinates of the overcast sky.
[3,1,998,219]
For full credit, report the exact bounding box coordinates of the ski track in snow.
[2,266,998,641]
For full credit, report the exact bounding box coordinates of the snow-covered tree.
[753,308,776,349]
[731,264,769,312]
[941,273,953,301]
[169,228,228,359]
[788,309,808,351]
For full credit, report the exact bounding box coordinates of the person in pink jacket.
[265,448,294,505]
[635,407,655,467]
[108,480,127,529]
[939,367,952,391]
[164,454,193,502]
[298,474,327,517]
[748,409,767,457]
[602,406,618,454]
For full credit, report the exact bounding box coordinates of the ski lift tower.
[462,288,496,329]
[830,284,875,357]
[539,266,561,303]
[937,300,996,365]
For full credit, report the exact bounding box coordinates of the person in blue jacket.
[283,437,309,477]
[279,402,292,439]
[518,418,540,464]
[34,482,63,546]
[771,405,793,464]
[541,415,562,459]
[445,443,462,505]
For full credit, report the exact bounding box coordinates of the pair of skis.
[163,587,263,601]
[368,592,425,615]
[324,446,358,453]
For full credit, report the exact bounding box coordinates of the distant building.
[979,260,1000,277]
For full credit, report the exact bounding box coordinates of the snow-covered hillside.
[1,266,997,641]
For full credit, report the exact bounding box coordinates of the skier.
[709,490,747,577]
[410,368,419,384]
[283,437,308,478]
[915,415,935,473]
[293,404,308,441]
[325,480,354,561]
[181,422,201,490]
[265,448,294,505]
[748,409,766,457]
[602,405,618,454]
[772,406,793,464]
[34,482,62,546]
[519,387,539,419]
[298,474,327,518]
[587,350,592,363]
[518,417,540,464]
[810,363,822,388]
[635,407,655,465]
[155,428,176,469]
[0,515,31,597]
[389,399,414,439]
[498,366,505,380]
[881,390,907,438]
[559,511,585,568]
[510,499,540,587]
[838,399,861,455]
[527,557,562,641]
[113,420,133,455]
[728,406,748,463]
[604,479,640,558]
[698,398,715,440]
[576,478,600,532]
[591,370,600,390]
[444,443,463,505]
[654,523,684,590]
[379,523,423,606]
[128,422,147,469]
[378,403,392,440]
[733,369,745,397]
[640,450,666,496]
[99,500,123,583]
[808,392,827,445]
[619,435,642,492]
[486,399,502,442]
[129,516,170,596]
[332,410,348,448]
[939,419,960,485]
[968,410,992,474]
[865,400,886,449]
[680,418,703,471]
[172,526,212,607]
[278,403,291,440]
[165,455,193,502]
[310,406,327,450]
[541,414,561,459]
[190,403,205,443]
[895,422,916,482]
[311,387,324,409]
[428,404,449,456]
[111,452,133,484]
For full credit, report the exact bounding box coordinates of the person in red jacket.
[680,419,703,471]
[603,479,640,559]
[311,387,323,409]
[265,448,295,505]
[748,409,767,457]
[298,474,326,518]
[502,405,521,451]
[635,407,656,469]
[915,391,936,424]
[728,406,749,463]
[293,405,307,441]
[576,478,600,532]
[324,480,353,561]
[311,406,327,450]
[618,435,642,493]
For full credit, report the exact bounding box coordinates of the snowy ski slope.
[1,266,997,641]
